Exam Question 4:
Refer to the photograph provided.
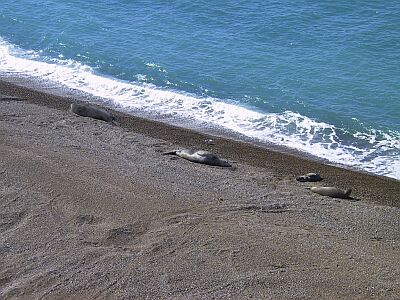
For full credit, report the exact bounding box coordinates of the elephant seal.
[70,103,119,125]
[163,149,231,167]
[296,173,323,182]
[308,186,352,199]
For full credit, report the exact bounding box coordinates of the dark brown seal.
[70,103,119,125]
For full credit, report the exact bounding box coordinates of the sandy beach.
[1,79,399,299]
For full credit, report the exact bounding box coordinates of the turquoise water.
[0,1,399,178]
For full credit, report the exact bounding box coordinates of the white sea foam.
[1,38,399,179]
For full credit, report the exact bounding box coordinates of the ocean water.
[0,0,399,179]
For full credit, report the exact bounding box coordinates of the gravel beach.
[1,80,399,299]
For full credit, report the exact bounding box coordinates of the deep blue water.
[0,0,399,178]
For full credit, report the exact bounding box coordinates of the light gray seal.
[70,103,119,125]
[308,186,352,199]
[296,173,323,182]
[163,149,232,167]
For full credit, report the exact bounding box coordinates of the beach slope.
[1,81,399,299]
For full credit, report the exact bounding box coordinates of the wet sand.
[1,80,399,299]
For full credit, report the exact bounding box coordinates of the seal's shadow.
[335,196,360,202]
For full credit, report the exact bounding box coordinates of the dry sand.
[0,80,399,299]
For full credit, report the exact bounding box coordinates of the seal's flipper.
[111,119,120,126]
[344,189,352,198]
[162,150,178,155]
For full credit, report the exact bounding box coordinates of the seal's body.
[70,103,119,125]
[296,173,323,182]
[309,186,352,199]
[164,149,231,167]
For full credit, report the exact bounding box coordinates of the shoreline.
[0,78,398,206]
[1,73,398,180]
